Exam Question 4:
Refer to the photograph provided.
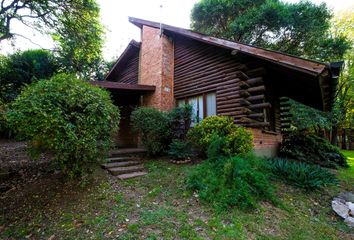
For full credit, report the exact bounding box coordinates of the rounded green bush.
[7,73,120,177]
[131,107,171,155]
[187,116,253,156]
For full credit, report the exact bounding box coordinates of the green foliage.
[288,99,332,132]
[0,50,58,102]
[186,152,276,211]
[131,107,171,155]
[280,133,348,168]
[7,73,119,177]
[0,98,7,132]
[268,158,338,190]
[0,0,104,80]
[187,116,253,156]
[191,0,350,61]
[131,105,193,156]
[169,104,193,140]
[167,139,193,160]
[53,0,104,80]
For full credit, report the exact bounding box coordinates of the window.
[206,93,216,117]
[177,92,216,126]
[188,96,203,125]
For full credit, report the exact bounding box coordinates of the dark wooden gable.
[106,40,140,84]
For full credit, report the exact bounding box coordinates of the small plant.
[131,105,193,156]
[131,107,171,155]
[187,116,253,156]
[280,133,347,168]
[268,158,338,190]
[167,139,193,161]
[169,104,193,140]
[186,142,277,211]
[7,73,119,177]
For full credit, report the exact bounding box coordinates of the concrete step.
[108,165,145,176]
[106,157,140,163]
[117,171,148,180]
[101,160,141,169]
[110,148,147,158]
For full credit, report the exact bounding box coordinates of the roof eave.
[129,17,327,76]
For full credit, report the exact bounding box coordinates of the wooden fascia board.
[91,81,155,91]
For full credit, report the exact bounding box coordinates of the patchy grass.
[1,159,353,239]
[339,150,354,186]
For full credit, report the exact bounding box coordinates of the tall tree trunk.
[331,125,338,146]
[342,128,347,150]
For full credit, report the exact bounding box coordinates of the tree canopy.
[0,49,58,102]
[191,0,350,61]
[0,0,104,79]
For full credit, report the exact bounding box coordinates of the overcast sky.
[0,0,353,60]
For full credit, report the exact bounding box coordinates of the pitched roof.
[129,17,331,76]
[128,17,342,111]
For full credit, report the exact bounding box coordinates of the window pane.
[198,95,204,121]
[206,92,216,116]
[188,97,198,125]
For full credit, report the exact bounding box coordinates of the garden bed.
[0,155,353,239]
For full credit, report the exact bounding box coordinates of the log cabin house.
[92,17,342,157]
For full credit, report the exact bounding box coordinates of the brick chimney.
[139,25,174,111]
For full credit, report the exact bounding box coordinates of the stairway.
[102,148,147,180]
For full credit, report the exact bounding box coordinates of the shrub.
[280,133,347,168]
[7,73,120,177]
[131,105,193,156]
[186,152,277,211]
[131,107,171,155]
[167,139,193,160]
[169,104,193,140]
[187,116,253,156]
[268,158,338,190]
[0,99,7,132]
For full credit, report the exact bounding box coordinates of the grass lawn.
[1,156,353,240]
[339,150,354,188]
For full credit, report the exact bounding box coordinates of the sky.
[0,0,353,60]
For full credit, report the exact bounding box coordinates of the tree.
[191,0,350,61]
[0,0,104,79]
[329,8,354,146]
[7,73,120,177]
[0,49,58,102]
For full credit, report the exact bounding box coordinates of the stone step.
[106,157,140,163]
[110,148,147,158]
[101,160,141,169]
[108,165,145,176]
[117,171,148,180]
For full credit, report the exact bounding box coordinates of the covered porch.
[91,81,155,147]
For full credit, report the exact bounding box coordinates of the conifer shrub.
[280,133,347,168]
[186,137,276,211]
[7,73,119,177]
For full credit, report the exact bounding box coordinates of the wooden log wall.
[279,97,292,134]
[174,37,273,129]
[113,51,139,84]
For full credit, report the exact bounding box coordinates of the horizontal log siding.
[174,37,272,129]
[114,51,139,84]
